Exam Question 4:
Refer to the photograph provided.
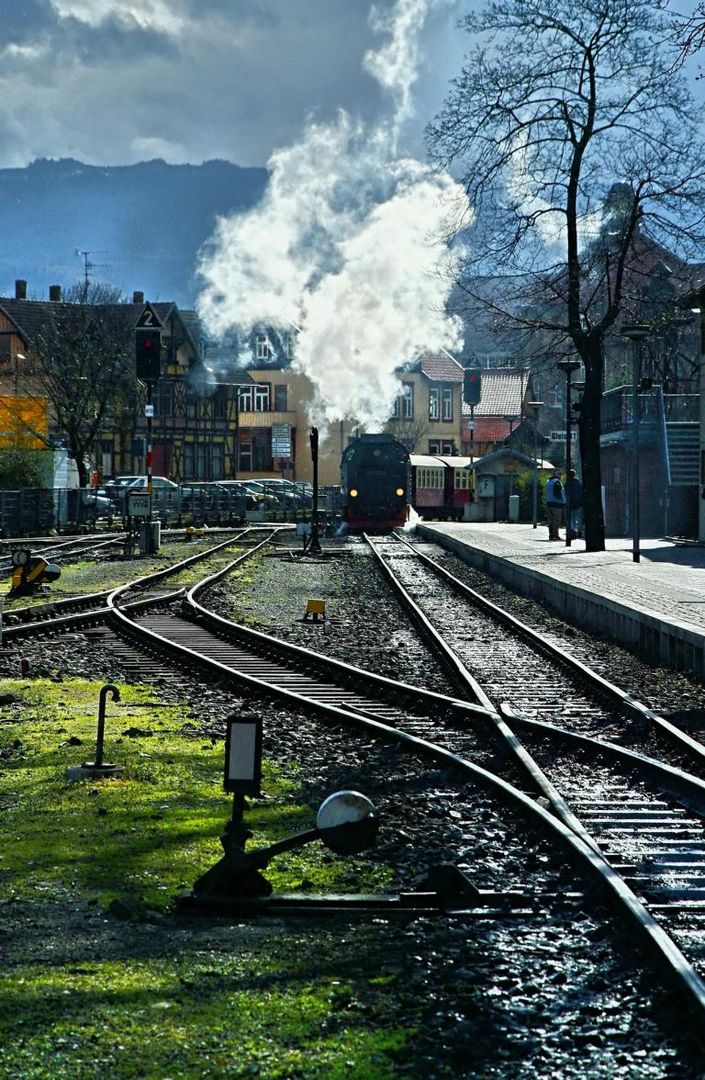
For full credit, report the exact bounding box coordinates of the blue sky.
[1,0,471,169]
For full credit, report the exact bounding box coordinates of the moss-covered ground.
[6,537,239,605]
[0,677,411,1079]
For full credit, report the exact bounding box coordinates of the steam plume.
[196,0,469,432]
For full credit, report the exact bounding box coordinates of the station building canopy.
[410,455,474,469]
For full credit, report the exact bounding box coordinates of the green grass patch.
[4,539,228,605]
[0,677,391,907]
[0,677,408,1078]
[0,953,411,1079]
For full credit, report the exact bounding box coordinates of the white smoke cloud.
[364,0,428,141]
[196,0,470,432]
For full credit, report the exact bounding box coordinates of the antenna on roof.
[74,248,109,300]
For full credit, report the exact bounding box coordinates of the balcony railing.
[600,387,698,435]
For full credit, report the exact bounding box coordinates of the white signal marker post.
[134,304,163,554]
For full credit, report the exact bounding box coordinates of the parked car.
[98,476,142,508]
[99,475,191,512]
[238,481,281,507]
[211,483,266,511]
[257,478,313,508]
[67,488,113,522]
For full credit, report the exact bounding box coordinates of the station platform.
[414,521,705,679]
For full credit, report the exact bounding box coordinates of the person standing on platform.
[545,469,565,541]
[566,469,584,539]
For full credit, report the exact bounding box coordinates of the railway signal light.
[463,368,482,406]
[135,328,163,382]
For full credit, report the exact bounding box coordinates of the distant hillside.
[0,157,269,308]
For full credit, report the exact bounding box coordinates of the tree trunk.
[578,341,606,551]
[75,456,89,489]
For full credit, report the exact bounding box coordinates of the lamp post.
[556,359,581,547]
[527,401,544,528]
[621,324,650,563]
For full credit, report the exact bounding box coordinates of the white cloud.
[49,0,185,34]
[0,0,467,169]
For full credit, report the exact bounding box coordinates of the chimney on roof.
[49,285,62,302]
[15,279,26,300]
[133,290,144,304]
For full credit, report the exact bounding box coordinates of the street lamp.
[620,323,650,563]
[527,401,544,529]
[556,359,581,547]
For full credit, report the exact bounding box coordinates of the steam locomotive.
[341,433,410,531]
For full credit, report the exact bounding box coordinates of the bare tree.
[23,283,135,487]
[427,0,705,550]
[385,414,431,453]
[675,4,705,63]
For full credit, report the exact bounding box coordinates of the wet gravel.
[1,531,704,1076]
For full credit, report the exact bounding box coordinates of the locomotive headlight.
[349,488,359,498]
[396,487,405,497]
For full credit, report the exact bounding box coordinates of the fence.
[0,485,344,538]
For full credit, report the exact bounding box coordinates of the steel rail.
[102,551,705,1027]
[387,532,705,764]
[359,532,705,1023]
[111,551,497,733]
[0,529,272,639]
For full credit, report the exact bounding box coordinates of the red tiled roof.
[463,416,511,441]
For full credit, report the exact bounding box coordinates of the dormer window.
[256,333,271,360]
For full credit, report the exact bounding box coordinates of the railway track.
[0,527,281,638]
[361,533,705,1004]
[8,531,705,1038]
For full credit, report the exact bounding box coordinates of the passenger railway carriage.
[410,455,474,521]
[341,434,410,531]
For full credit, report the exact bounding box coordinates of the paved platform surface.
[415,521,705,639]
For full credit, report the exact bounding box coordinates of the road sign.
[271,422,292,457]
[127,491,150,518]
[135,302,163,329]
[550,430,577,442]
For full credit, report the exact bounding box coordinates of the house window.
[428,388,440,421]
[185,388,198,419]
[428,440,440,454]
[392,383,414,420]
[285,332,295,360]
[239,384,270,411]
[441,387,453,421]
[183,443,194,477]
[239,439,252,472]
[196,443,208,480]
[441,440,455,455]
[274,384,288,412]
[155,381,174,418]
[255,333,271,360]
[211,443,224,479]
[213,386,227,420]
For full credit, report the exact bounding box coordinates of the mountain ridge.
[0,157,269,308]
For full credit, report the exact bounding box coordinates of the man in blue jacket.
[546,469,565,541]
